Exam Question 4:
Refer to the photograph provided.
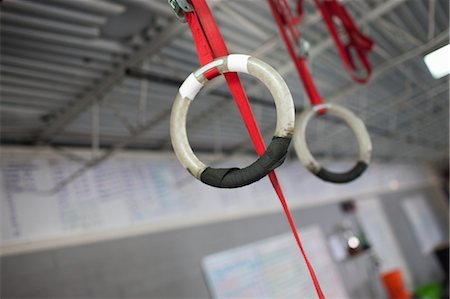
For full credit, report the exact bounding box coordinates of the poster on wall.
[202,226,348,298]
[402,196,444,255]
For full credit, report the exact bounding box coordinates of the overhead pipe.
[217,4,268,40]
[1,95,64,110]
[47,0,126,16]
[1,76,82,94]
[124,0,173,17]
[125,68,291,110]
[1,47,112,72]
[1,105,48,115]
[1,0,107,25]
[1,65,94,86]
[1,12,100,38]
[1,86,75,102]
[2,55,104,79]
[1,26,131,54]
[3,37,118,63]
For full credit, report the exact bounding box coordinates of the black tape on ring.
[315,161,367,184]
[200,137,291,188]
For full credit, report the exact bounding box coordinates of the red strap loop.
[185,1,325,298]
[268,0,326,115]
[314,0,374,83]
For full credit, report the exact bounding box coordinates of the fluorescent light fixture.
[424,44,450,79]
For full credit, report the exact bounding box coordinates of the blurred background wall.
[1,147,448,298]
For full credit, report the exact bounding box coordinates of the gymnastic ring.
[294,103,372,183]
[170,54,295,188]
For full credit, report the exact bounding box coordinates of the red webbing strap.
[268,0,324,110]
[186,11,219,80]
[189,2,265,153]
[313,0,374,84]
[278,0,301,42]
[186,1,324,298]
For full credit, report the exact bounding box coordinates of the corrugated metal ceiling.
[1,0,448,166]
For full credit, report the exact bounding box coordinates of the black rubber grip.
[315,161,368,184]
[200,137,291,188]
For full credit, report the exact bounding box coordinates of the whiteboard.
[0,147,437,255]
[202,226,348,298]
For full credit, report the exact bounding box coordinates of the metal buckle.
[297,38,310,58]
[168,0,194,23]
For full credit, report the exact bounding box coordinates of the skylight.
[424,44,450,79]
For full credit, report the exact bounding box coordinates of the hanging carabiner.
[168,0,193,23]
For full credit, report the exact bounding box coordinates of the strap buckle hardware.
[168,0,193,22]
[297,38,310,58]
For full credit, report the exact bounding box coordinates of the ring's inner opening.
[305,111,360,172]
[186,72,277,169]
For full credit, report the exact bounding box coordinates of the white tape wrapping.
[227,54,250,74]
[179,73,203,100]
[312,104,327,112]
[194,59,224,78]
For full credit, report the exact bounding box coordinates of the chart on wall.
[0,151,224,245]
[0,148,434,254]
[202,226,348,298]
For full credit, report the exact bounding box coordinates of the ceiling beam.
[1,0,107,25]
[48,107,172,192]
[0,11,100,38]
[1,25,129,53]
[268,0,409,78]
[327,29,448,104]
[47,0,126,16]
[141,0,427,154]
[33,20,185,144]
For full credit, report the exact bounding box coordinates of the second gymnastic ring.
[293,103,372,183]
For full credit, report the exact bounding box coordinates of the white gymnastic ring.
[294,103,372,181]
[170,54,295,184]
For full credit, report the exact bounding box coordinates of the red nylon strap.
[188,1,266,154]
[268,0,325,113]
[185,1,324,298]
[313,0,374,84]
